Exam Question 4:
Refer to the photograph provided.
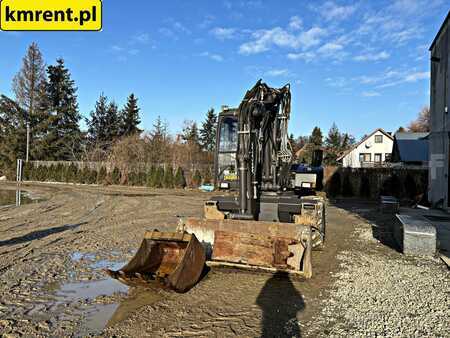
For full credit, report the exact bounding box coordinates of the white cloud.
[111,45,124,52]
[239,26,326,55]
[353,51,390,62]
[159,20,191,40]
[287,52,315,62]
[325,77,348,88]
[318,42,343,54]
[210,27,236,40]
[199,52,224,62]
[362,91,381,97]
[289,16,302,30]
[132,33,150,44]
[265,69,290,77]
[315,1,357,21]
[404,71,430,82]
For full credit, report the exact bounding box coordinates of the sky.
[0,0,448,139]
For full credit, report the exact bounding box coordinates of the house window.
[375,135,383,143]
[374,153,382,163]
[359,153,371,162]
[385,153,392,162]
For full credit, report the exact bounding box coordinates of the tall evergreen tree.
[199,108,217,151]
[105,101,121,141]
[87,94,122,149]
[120,93,142,136]
[12,42,47,161]
[0,95,27,172]
[324,123,342,165]
[87,94,108,145]
[182,120,200,145]
[44,58,82,160]
[310,127,323,146]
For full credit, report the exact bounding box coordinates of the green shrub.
[97,167,107,185]
[192,169,202,187]
[110,167,121,185]
[163,166,174,188]
[174,167,186,188]
[146,166,156,187]
[155,167,164,188]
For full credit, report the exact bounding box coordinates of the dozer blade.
[105,231,206,293]
[179,218,312,278]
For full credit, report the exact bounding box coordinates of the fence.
[323,166,428,200]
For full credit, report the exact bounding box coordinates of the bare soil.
[1,183,445,337]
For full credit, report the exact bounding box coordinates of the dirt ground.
[0,182,447,337]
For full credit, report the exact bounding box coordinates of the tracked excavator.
[106,80,325,292]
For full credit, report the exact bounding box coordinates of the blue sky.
[0,0,448,139]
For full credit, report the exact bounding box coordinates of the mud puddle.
[0,189,34,206]
[49,253,166,335]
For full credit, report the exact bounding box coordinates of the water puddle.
[0,189,33,206]
[53,251,167,335]
[56,278,129,302]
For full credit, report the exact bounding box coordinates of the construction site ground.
[0,182,448,337]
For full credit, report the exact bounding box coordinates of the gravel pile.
[305,221,450,337]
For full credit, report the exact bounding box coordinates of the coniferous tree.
[0,95,28,173]
[182,120,200,145]
[199,108,217,151]
[163,166,174,188]
[310,127,323,146]
[324,123,342,165]
[120,93,142,136]
[87,95,121,149]
[12,42,48,162]
[44,58,82,160]
[105,101,121,141]
[174,167,186,188]
[87,94,109,145]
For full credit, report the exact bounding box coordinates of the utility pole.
[26,121,30,162]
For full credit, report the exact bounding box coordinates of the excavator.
[106,81,325,292]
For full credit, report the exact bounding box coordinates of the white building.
[337,129,394,168]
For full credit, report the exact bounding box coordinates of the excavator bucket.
[179,217,313,278]
[105,231,206,293]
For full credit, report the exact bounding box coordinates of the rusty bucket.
[105,231,206,293]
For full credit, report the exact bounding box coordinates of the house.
[337,128,394,168]
[391,132,429,167]
[429,11,450,208]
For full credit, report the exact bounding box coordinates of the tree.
[13,42,47,162]
[44,58,82,160]
[0,95,27,174]
[174,167,186,188]
[310,127,323,146]
[408,106,430,132]
[86,94,121,149]
[324,123,355,165]
[182,120,200,145]
[324,123,342,165]
[120,93,142,136]
[199,108,217,151]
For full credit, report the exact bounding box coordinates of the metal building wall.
[429,17,450,207]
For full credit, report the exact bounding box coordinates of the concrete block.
[395,214,437,256]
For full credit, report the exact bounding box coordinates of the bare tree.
[13,42,47,161]
[408,106,430,132]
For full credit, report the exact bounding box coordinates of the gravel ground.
[0,184,448,337]
[305,205,450,337]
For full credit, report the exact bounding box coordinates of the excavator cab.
[214,107,238,190]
